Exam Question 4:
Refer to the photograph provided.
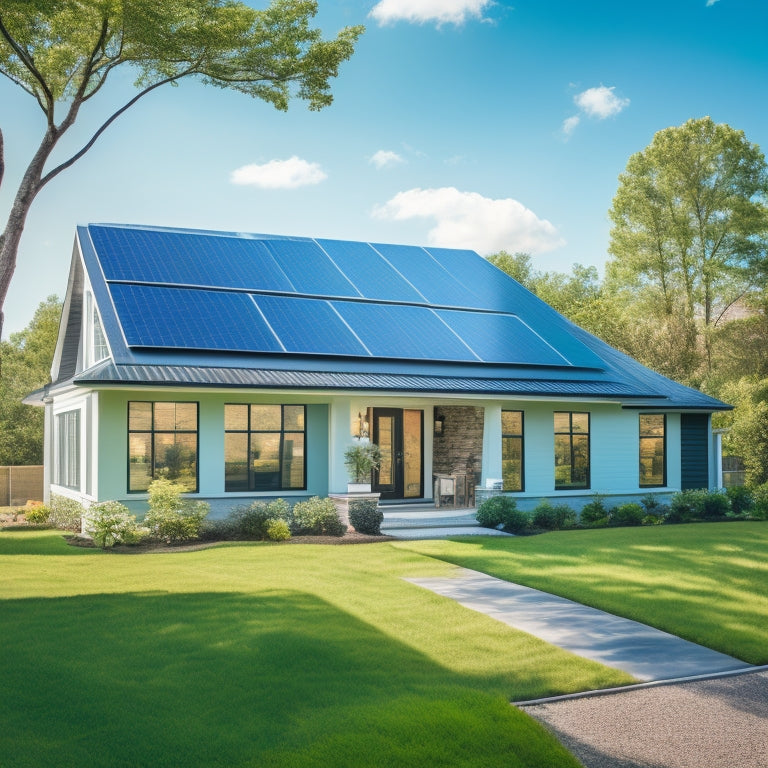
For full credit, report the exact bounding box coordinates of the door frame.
[371,408,424,500]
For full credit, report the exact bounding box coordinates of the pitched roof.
[55,223,728,410]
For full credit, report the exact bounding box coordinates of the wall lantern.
[434,414,445,437]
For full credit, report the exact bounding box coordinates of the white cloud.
[562,115,580,136]
[372,187,564,255]
[574,85,630,119]
[230,156,327,189]
[369,150,405,169]
[369,0,493,26]
[706,0,720,6]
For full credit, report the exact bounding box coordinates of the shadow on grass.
[0,590,579,768]
[0,528,94,555]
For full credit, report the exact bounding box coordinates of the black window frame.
[127,401,199,493]
[554,411,591,491]
[224,404,307,492]
[639,413,667,488]
[501,410,525,492]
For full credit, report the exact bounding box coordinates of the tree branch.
[0,127,4,190]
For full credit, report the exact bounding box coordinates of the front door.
[372,408,423,500]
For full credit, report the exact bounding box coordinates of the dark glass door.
[372,408,422,500]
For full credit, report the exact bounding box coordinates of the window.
[639,414,666,487]
[225,405,306,491]
[501,410,524,491]
[128,402,198,492]
[554,412,590,490]
[56,410,80,490]
[85,292,109,367]
[92,310,109,363]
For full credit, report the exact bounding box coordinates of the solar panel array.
[88,224,603,368]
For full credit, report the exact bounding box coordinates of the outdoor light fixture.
[434,414,445,436]
[356,411,370,439]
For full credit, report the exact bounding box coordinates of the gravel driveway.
[519,669,768,768]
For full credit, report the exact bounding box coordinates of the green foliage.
[0,297,61,465]
[348,498,383,535]
[24,504,50,525]
[48,493,85,531]
[667,489,706,523]
[265,518,291,541]
[726,485,753,515]
[749,483,768,520]
[475,496,529,533]
[700,490,730,520]
[343,442,382,483]
[227,498,291,540]
[610,503,645,527]
[86,501,144,548]
[531,501,577,531]
[291,496,345,536]
[143,479,209,543]
[579,494,609,527]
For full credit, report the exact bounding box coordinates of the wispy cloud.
[369,0,493,26]
[369,150,405,169]
[706,0,720,6]
[230,156,327,189]
[562,85,629,137]
[372,187,564,255]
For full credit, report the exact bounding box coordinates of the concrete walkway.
[406,567,752,682]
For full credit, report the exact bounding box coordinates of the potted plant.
[344,442,382,493]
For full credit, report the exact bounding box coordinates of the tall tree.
[606,117,768,377]
[0,296,61,465]
[0,0,363,337]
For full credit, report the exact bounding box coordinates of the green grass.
[399,521,768,664]
[0,529,633,768]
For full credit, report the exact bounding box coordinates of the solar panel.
[263,238,360,297]
[316,239,427,303]
[436,309,567,366]
[372,243,485,308]
[89,225,293,292]
[332,301,478,361]
[110,284,283,352]
[253,295,369,356]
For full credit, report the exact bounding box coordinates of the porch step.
[380,507,479,530]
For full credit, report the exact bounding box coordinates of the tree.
[0,296,61,464]
[606,117,768,378]
[0,0,363,337]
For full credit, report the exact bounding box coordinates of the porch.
[379,501,512,539]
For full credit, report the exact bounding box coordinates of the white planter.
[347,483,372,493]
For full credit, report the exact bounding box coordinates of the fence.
[0,466,44,507]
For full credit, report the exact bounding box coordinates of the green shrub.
[229,499,291,540]
[143,479,209,543]
[25,504,51,525]
[668,489,706,523]
[579,495,609,527]
[86,501,145,548]
[266,518,291,541]
[750,482,768,520]
[475,496,529,533]
[48,494,85,531]
[291,497,345,536]
[726,485,753,516]
[700,490,730,520]
[348,498,383,535]
[642,514,664,525]
[610,503,645,527]
[531,501,577,531]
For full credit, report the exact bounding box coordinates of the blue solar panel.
[89,226,293,292]
[317,239,427,303]
[436,309,567,365]
[263,239,359,297]
[253,295,369,356]
[332,301,478,361]
[110,284,283,352]
[372,243,485,308]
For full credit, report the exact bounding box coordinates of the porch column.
[328,398,356,494]
[482,403,503,485]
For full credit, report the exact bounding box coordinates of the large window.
[225,405,306,492]
[128,402,198,492]
[501,410,524,491]
[56,410,80,490]
[554,412,590,490]
[639,414,666,487]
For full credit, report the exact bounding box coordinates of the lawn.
[399,521,768,664]
[0,529,632,768]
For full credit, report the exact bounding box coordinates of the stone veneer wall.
[432,406,484,478]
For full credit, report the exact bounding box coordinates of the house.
[27,223,730,516]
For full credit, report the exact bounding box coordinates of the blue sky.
[2,0,767,337]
